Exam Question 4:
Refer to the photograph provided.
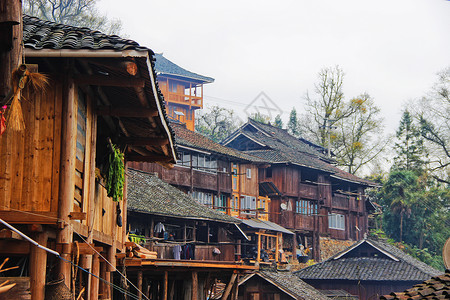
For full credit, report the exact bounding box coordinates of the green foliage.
[378,168,450,270]
[287,107,300,136]
[392,110,427,174]
[105,143,125,202]
[274,114,283,129]
[195,105,240,142]
[250,112,270,124]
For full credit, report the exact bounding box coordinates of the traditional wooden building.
[237,270,329,300]
[0,13,176,300]
[124,168,256,300]
[154,54,214,131]
[295,238,443,300]
[130,122,272,220]
[222,119,376,260]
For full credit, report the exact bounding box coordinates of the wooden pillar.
[57,73,76,287]
[89,253,100,300]
[137,270,143,300]
[231,278,239,300]
[256,232,261,264]
[221,273,237,300]
[0,0,22,104]
[191,271,198,300]
[275,233,280,263]
[163,271,168,300]
[122,163,129,247]
[169,279,175,300]
[103,269,111,300]
[30,232,48,300]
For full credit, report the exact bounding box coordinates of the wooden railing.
[165,91,202,107]
[332,193,349,209]
[150,243,235,262]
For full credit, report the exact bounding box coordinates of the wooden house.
[295,238,443,300]
[222,119,376,260]
[124,168,257,300]
[236,270,329,300]
[130,122,271,220]
[154,54,214,131]
[0,13,176,300]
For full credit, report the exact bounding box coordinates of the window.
[192,191,213,207]
[231,196,239,211]
[259,198,266,209]
[246,168,252,179]
[241,195,256,215]
[215,194,227,212]
[328,213,345,230]
[266,167,272,178]
[295,200,317,215]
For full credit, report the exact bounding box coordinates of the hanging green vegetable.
[105,143,125,202]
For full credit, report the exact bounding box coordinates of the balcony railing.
[165,91,203,107]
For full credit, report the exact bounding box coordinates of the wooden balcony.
[165,91,203,108]
[149,242,236,262]
[299,183,318,200]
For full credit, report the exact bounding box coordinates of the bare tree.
[23,0,123,35]
[301,66,359,146]
[416,67,450,183]
[195,105,241,143]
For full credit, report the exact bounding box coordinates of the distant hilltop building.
[154,53,214,131]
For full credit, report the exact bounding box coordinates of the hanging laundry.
[173,244,182,260]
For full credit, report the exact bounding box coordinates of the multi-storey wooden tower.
[154,53,214,131]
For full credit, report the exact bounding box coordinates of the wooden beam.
[119,137,169,146]
[90,253,100,300]
[30,232,48,300]
[82,59,138,76]
[220,273,237,300]
[257,231,261,265]
[69,212,86,220]
[126,154,173,163]
[163,271,168,300]
[74,75,145,88]
[96,106,158,118]
[137,270,143,300]
[0,211,58,224]
[191,271,198,300]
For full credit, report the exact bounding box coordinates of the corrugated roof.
[155,53,214,84]
[295,238,442,282]
[127,168,239,223]
[240,219,294,235]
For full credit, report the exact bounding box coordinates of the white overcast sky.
[98,0,450,133]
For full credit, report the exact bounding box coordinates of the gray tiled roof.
[23,15,148,51]
[173,123,265,163]
[155,53,214,84]
[295,239,442,282]
[127,168,239,223]
[256,270,329,300]
[225,119,375,186]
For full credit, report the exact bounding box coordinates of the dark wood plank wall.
[0,78,62,217]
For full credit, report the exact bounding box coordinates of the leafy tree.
[195,105,240,142]
[417,67,450,184]
[392,110,427,174]
[23,0,123,35]
[274,114,283,129]
[333,94,388,174]
[250,112,270,124]
[382,170,418,242]
[287,107,300,136]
